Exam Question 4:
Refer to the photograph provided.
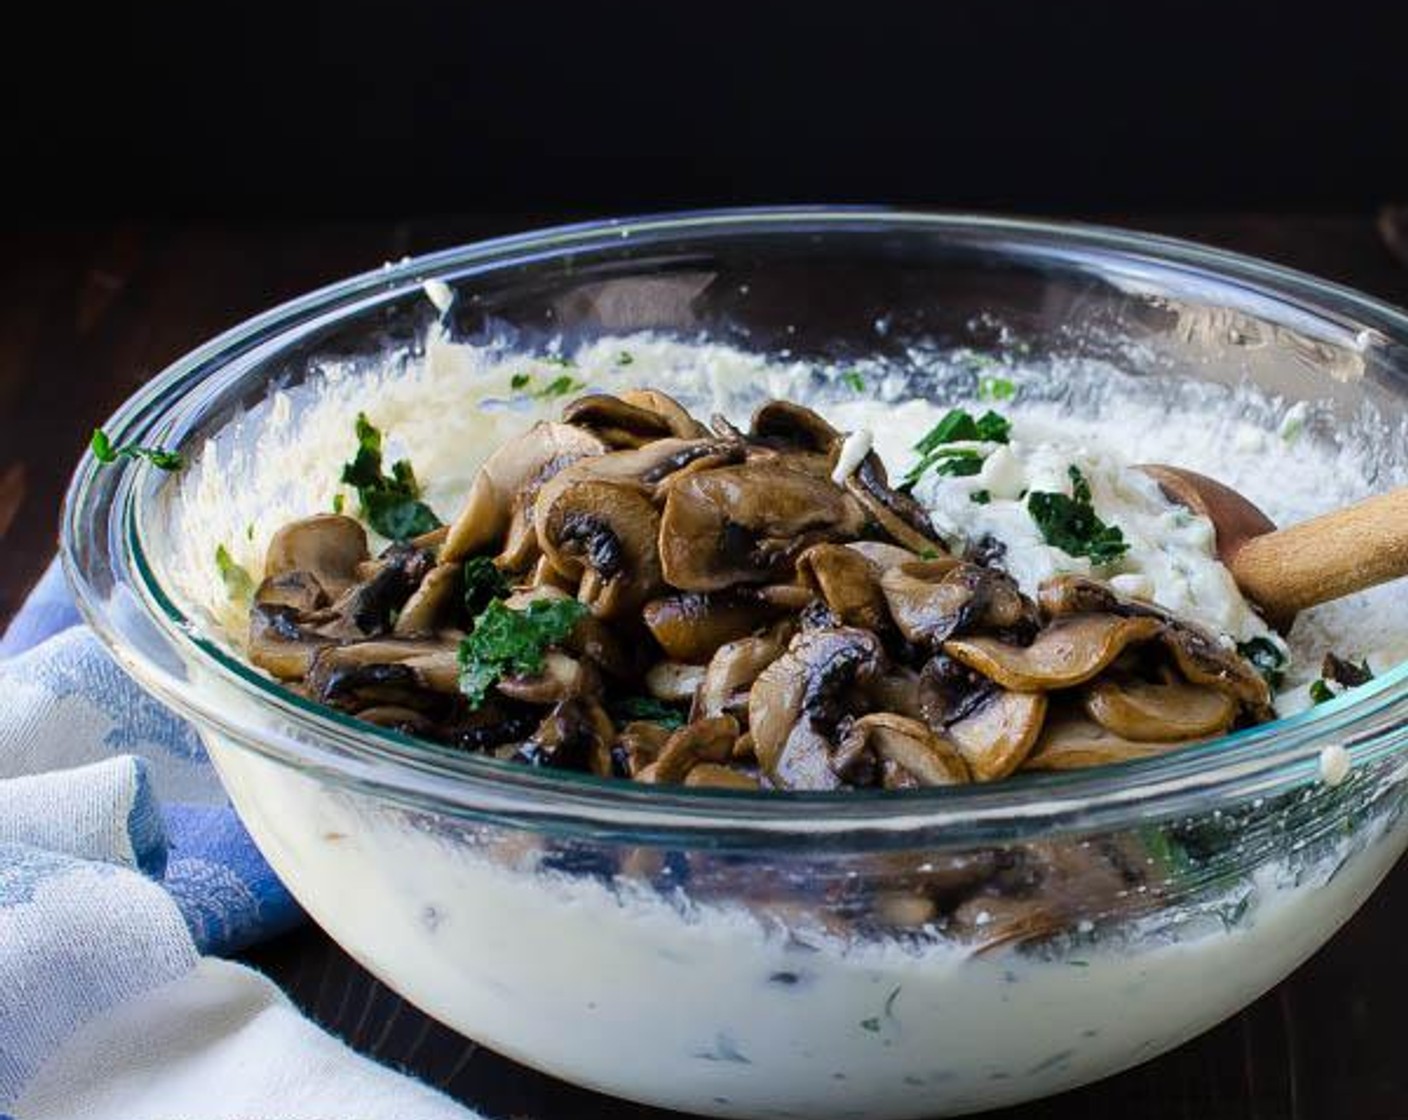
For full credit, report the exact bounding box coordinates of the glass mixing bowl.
[63,209,1408,1119]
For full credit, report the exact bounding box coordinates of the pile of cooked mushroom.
[247,389,1273,791]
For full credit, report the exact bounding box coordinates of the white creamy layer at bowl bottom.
[211,735,1408,1120]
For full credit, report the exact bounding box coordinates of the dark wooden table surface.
[5,211,1408,1119]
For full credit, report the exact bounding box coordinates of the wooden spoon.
[1138,465,1408,630]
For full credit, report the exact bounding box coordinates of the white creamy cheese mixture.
[157,329,1408,1119]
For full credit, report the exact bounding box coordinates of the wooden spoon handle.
[1228,487,1408,621]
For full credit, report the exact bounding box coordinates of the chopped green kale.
[462,555,510,618]
[510,372,531,390]
[840,370,866,392]
[457,598,589,708]
[90,429,183,471]
[1026,465,1128,565]
[340,413,442,540]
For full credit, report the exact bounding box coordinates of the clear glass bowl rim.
[60,206,1408,843]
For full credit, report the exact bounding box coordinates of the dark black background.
[7,0,1405,220]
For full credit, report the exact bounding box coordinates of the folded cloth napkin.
[1,560,478,1119]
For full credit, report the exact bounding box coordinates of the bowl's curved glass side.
[207,728,1408,1120]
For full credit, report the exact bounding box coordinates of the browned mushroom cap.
[254,570,328,615]
[944,614,1164,692]
[519,696,617,775]
[313,543,435,641]
[401,647,461,693]
[749,627,884,790]
[659,463,868,591]
[614,721,672,777]
[795,543,892,631]
[917,652,999,729]
[556,437,741,491]
[248,605,331,679]
[534,473,664,619]
[1023,711,1184,771]
[637,715,739,784]
[840,713,970,788]
[304,642,454,715]
[356,705,436,734]
[561,393,679,448]
[1159,624,1273,718]
[264,514,369,598]
[865,665,926,720]
[496,650,600,705]
[879,559,967,644]
[749,400,840,454]
[1037,573,1134,619]
[642,592,780,663]
[303,637,459,679]
[946,690,1048,781]
[442,422,609,563]
[1082,678,1237,741]
[842,453,946,554]
[644,660,707,703]
[845,540,920,570]
[1039,574,1271,716]
[619,389,710,439]
[529,553,578,593]
[393,560,461,636]
[505,438,728,571]
[880,560,1036,649]
[694,623,793,719]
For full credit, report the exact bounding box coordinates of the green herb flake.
[617,351,635,366]
[917,547,941,560]
[1026,465,1129,565]
[970,489,992,505]
[840,369,866,392]
[1237,637,1287,690]
[245,522,255,541]
[510,372,532,390]
[859,1017,881,1034]
[457,598,590,708]
[535,374,586,399]
[215,544,254,601]
[545,355,576,368]
[340,413,442,541]
[978,375,1016,402]
[462,555,510,619]
[610,695,687,730]
[332,493,345,514]
[1309,679,1336,705]
[90,428,183,471]
[902,408,1011,488]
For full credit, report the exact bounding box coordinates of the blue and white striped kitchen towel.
[1,560,477,1119]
